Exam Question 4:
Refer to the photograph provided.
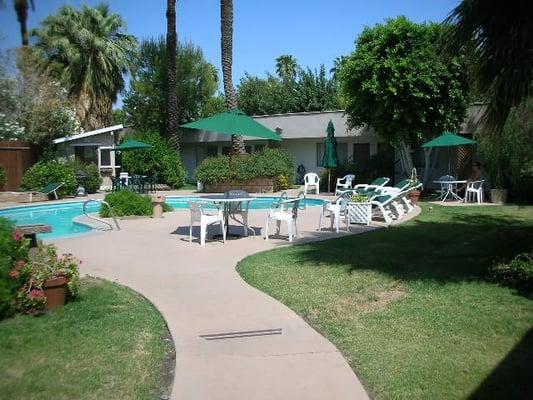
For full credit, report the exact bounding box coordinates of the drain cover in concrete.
[199,328,282,341]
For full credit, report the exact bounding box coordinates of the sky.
[0,0,459,104]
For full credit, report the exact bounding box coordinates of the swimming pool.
[0,196,324,239]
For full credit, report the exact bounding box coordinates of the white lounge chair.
[304,173,320,195]
[370,190,409,224]
[465,180,485,204]
[188,200,226,246]
[318,192,351,233]
[335,174,356,195]
[265,192,304,242]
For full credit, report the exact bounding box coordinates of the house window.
[245,145,252,154]
[316,142,348,166]
[74,145,98,165]
[222,146,230,155]
[99,147,112,167]
[353,143,370,165]
[206,145,218,157]
[254,144,265,153]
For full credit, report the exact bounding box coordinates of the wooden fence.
[0,141,37,191]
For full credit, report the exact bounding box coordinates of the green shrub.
[194,148,295,186]
[21,160,77,197]
[489,252,533,295]
[0,218,30,319]
[0,165,6,190]
[64,160,102,194]
[120,130,187,188]
[100,190,173,217]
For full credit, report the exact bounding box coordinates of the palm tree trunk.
[166,0,180,151]
[14,0,29,46]
[221,0,246,154]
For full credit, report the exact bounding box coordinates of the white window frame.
[98,146,119,176]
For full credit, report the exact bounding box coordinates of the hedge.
[21,160,77,198]
[100,190,172,217]
[194,148,295,186]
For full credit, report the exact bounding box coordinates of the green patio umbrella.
[112,139,153,151]
[180,109,281,142]
[421,131,476,175]
[322,120,339,193]
[421,131,476,148]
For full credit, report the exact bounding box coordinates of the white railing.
[82,199,121,231]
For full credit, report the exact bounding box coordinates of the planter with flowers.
[408,168,423,206]
[348,193,372,225]
[13,244,80,313]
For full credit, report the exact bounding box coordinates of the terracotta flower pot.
[42,276,69,310]
[409,190,421,206]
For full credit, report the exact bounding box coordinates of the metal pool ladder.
[82,199,121,231]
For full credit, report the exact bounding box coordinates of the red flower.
[12,230,24,242]
[29,289,45,299]
[9,270,19,279]
[15,260,25,270]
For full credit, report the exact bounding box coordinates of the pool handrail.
[82,199,121,231]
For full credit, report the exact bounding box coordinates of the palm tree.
[166,0,179,149]
[443,0,533,134]
[14,0,34,46]
[32,4,137,130]
[275,54,298,80]
[221,0,245,154]
[330,56,346,80]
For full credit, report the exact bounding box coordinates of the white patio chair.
[225,190,253,236]
[304,173,320,195]
[119,172,130,186]
[335,174,356,196]
[465,180,485,204]
[318,191,350,233]
[188,200,226,246]
[438,175,455,200]
[265,192,304,242]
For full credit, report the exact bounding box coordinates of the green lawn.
[237,204,533,399]
[0,278,173,400]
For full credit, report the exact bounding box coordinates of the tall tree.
[339,17,469,176]
[275,54,298,80]
[32,3,137,130]
[220,0,245,154]
[443,0,533,134]
[123,38,220,132]
[166,0,179,148]
[14,0,34,46]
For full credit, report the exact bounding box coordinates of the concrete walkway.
[51,200,417,399]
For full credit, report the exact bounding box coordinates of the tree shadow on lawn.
[296,212,533,286]
[468,327,533,400]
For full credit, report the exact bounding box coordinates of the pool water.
[0,196,323,239]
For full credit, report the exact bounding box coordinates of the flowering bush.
[12,244,80,314]
[0,218,30,319]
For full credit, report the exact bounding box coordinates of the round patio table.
[201,194,256,238]
[433,180,467,202]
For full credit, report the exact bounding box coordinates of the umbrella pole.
[328,169,331,194]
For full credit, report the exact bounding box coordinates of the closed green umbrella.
[422,131,476,175]
[322,120,339,193]
[181,109,281,141]
[112,139,153,151]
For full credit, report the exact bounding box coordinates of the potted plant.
[13,244,80,313]
[348,193,372,225]
[408,168,422,206]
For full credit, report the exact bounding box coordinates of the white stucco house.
[53,107,482,189]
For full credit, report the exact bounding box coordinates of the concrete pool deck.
[49,193,419,399]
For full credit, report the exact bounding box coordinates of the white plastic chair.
[265,192,304,242]
[438,175,455,200]
[225,190,252,236]
[318,192,351,233]
[335,174,356,195]
[465,180,485,204]
[119,172,130,186]
[304,173,320,195]
[188,201,226,246]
